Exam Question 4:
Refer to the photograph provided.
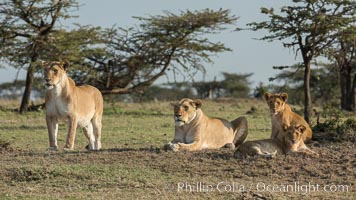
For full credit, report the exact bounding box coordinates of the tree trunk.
[298,35,312,124]
[303,61,312,124]
[339,68,347,110]
[339,66,355,111]
[19,63,35,114]
[351,73,356,111]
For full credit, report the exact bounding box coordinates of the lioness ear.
[280,93,288,102]
[61,60,70,71]
[193,99,203,109]
[170,102,176,107]
[297,125,306,134]
[264,92,272,101]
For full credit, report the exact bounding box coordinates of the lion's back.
[201,116,235,148]
[75,84,103,116]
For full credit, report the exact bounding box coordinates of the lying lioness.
[235,124,318,158]
[42,60,103,151]
[166,98,248,151]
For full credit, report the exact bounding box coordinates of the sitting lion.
[166,98,248,151]
[42,60,103,151]
[264,92,312,143]
[235,124,318,158]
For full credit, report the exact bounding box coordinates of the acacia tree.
[328,27,356,111]
[248,0,355,123]
[270,63,340,105]
[0,0,79,113]
[220,72,252,98]
[71,9,238,94]
[192,80,223,99]
[191,72,252,99]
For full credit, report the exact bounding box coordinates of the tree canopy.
[0,0,82,113]
[73,9,238,95]
[327,26,356,111]
[247,0,355,122]
[0,1,238,112]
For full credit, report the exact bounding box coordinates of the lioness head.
[171,98,202,126]
[41,60,69,90]
[264,92,288,115]
[283,124,305,151]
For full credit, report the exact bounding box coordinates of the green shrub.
[313,118,356,142]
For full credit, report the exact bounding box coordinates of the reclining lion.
[235,124,318,158]
[166,98,248,151]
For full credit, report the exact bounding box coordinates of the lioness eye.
[183,106,189,111]
[53,69,58,74]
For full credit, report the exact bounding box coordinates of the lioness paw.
[63,147,74,152]
[85,144,93,151]
[224,143,235,149]
[169,142,180,152]
[164,142,180,151]
[48,146,59,151]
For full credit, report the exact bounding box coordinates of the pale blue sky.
[0,0,299,87]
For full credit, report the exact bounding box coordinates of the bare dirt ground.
[0,139,355,199]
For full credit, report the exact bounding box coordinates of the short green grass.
[0,99,271,151]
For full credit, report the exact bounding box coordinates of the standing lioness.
[42,60,103,151]
[167,98,248,151]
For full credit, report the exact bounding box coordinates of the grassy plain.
[0,99,354,199]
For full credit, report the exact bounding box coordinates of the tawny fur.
[166,98,248,151]
[42,61,103,151]
[235,124,318,158]
[264,92,312,143]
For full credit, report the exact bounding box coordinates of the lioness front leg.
[64,117,78,151]
[164,142,179,151]
[164,139,183,151]
[297,146,319,157]
[164,134,185,151]
[177,142,202,151]
[288,146,319,157]
[46,115,59,151]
